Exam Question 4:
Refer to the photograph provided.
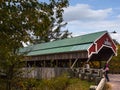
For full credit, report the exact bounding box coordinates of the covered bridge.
[20,31,117,78]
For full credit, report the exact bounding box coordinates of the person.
[103,62,110,82]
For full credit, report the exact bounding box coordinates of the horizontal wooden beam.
[25,51,88,61]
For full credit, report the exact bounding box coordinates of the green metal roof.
[20,31,107,56]
[27,43,92,56]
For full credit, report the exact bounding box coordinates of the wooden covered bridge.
[20,31,117,79]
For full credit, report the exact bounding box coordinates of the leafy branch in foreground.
[0,0,69,90]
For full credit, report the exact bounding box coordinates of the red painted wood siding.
[88,33,116,56]
[89,44,96,55]
[95,33,116,53]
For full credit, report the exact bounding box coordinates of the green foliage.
[20,74,93,90]
[0,0,69,90]
[0,74,94,90]
[23,78,39,90]
[110,45,120,73]
[33,0,72,43]
[65,77,94,90]
[38,74,69,90]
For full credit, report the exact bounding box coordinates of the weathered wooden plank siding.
[22,68,71,79]
[25,51,88,61]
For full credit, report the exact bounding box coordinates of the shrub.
[15,73,93,90]
[38,74,69,90]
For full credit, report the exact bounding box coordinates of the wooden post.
[107,54,114,63]
[71,58,78,69]
[99,61,102,68]
[69,59,72,68]
[56,60,58,67]
[44,60,45,67]
[25,61,27,67]
[50,59,53,67]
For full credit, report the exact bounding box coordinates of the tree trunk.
[6,80,11,90]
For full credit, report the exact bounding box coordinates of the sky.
[63,0,120,43]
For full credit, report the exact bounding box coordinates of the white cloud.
[117,15,120,19]
[66,20,120,42]
[111,33,120,43]
[63,4,112,22]
[67,20,119,30]
[63,4,120,43]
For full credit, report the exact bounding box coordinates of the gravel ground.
[107,74,120,90]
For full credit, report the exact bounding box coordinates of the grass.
[0,74,95,90]
[66,78,94,90]
[30,74,94,90]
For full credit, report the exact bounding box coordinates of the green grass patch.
[25,74,94,90]
[0,74,94,90]
[66,78,94,90]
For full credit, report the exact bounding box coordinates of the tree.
[0,0,69,89]
[110,45,120,73]
[33,0,72,44]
